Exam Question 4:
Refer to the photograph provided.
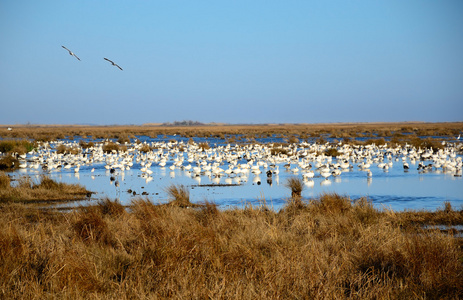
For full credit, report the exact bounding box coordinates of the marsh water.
[10,135,463,211]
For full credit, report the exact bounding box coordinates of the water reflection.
[304,180,314,188]
[320,179,331,186]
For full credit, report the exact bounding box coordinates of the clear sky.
[1,1,462,125]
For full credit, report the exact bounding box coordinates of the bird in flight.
[104,58,123,70]
[61,46,81,61]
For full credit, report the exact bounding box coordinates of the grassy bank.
[0,173,92,203]
[1,194,462,299]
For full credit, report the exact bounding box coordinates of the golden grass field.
[1,191,462,299]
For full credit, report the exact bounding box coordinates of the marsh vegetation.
[1,122,462,145]
[0,194,462,299]
[0,173,91,203]
[1,122,462,298]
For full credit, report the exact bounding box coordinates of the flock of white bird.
[10,138,463,188]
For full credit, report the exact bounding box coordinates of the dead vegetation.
[1,122,461,143]
[285,177,304,202]
[0,193,462,299]
[0,139,36,155]
[0,155,19,171]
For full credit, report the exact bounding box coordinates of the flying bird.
[104,58,123,70]
[61,46,81,61]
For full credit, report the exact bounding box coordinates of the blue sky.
[1,1,462,125]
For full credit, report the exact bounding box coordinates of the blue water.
[9,135,463,212]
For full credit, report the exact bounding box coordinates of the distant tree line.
[161,120,205,127]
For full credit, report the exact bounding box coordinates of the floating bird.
[104,58,123,70]
[62,46,81,61]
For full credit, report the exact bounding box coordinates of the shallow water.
[10,135,463,211]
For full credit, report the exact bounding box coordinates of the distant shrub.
[79,140,94,149]
[288,136,299,144]
[318,136,327,144]
[0,140,35,155]
[324,148,340,157]
[139,144,151,153]
[198,142,210,151]
[102,142,120,153]
[227,137,236,144]
[117,135,131,144]
[56,145,79,155]
[270,147,288,156]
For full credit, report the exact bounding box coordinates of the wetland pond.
[10,135,463,211]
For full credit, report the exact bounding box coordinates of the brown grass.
[284,177,304,204]
[102,142,127,153]
[0,155,19,171]
[0,174,91,203]
[164,184,200,208]
[0,194,461,298]
[0,139,36,155]
[56,144,80,155]
[1,122,462,142]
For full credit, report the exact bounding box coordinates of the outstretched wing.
[104,58,123,70]
[62,45,71,53]
[62,46,80,60]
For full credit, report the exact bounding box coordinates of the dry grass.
[0,194,461,299]
[0,139,36,155]
[56,144,80,155]
[1,122,462,142]
[164,184,200,208]
[0,155,19,171]
[102,142,127,153]
[284,177,304,204]
[0,173,91,203]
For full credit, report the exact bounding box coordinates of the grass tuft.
[165,184,194,207]
[97,198,127,216]
[284,177,304,200]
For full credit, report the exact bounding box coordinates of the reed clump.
[138,144,151,153]
[198,142,210,151]
[324,147,341,157]
[79,140,94,149]
[0,193,462,298]
[102,142,126,153]
[56,144,80,155]
[284,177,304,205]
[164,184,198,208]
